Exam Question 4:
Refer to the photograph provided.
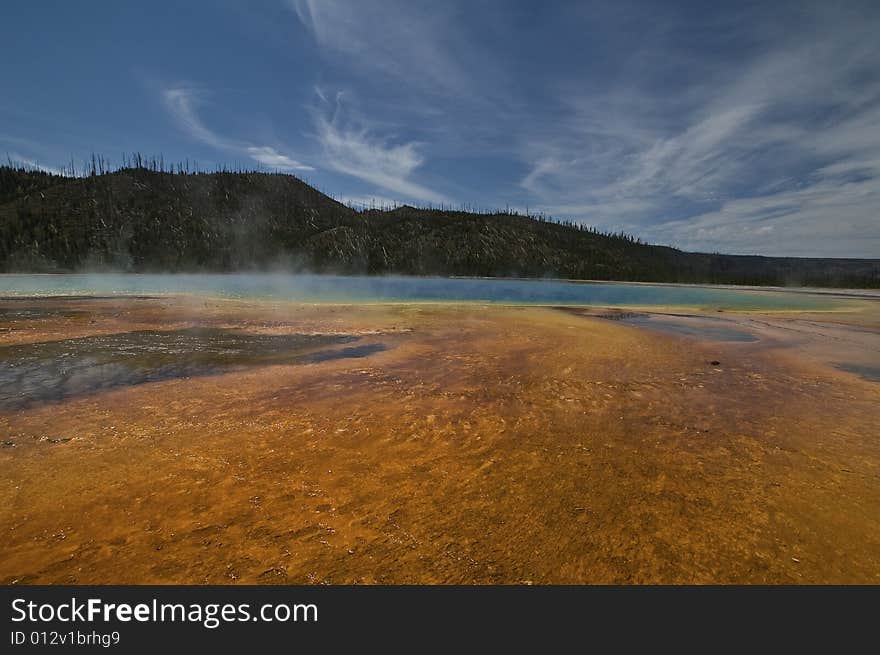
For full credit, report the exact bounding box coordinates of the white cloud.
[312,93,447,205]
[162,86,313,171]
[162,87,229,150]
[245,146,313,172]
[516,5,880,256]
[4,152,64,176]
[645,172,880,257]
[290,0,473,95]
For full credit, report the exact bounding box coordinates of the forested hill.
[1,165,878,287]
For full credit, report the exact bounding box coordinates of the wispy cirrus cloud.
[3,151,64,176]
[311,90,448,205]
[162,88,229,150]
[290,0,475,96]
[162,87,314,171]
[516,3,880,256]
[646,180,880,258]
[289,0,516,160]
[5,1,878,257]
[245,146,310,171]
[520,102,767,216]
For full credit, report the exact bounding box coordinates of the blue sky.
[2,0,879,257]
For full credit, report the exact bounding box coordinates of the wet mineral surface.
[1,296,878,584]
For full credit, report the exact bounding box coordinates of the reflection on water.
[0,273,850,311]
[835,363,880,382]
[558,307,761,342]
[618,315,760,342]
[0,328,385,410]
[0,304,85,321]
[303,344,388,362]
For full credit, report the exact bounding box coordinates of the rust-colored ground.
[1,297,878,584]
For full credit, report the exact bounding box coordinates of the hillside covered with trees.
[1,163,877,287]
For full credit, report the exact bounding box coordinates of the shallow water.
[0,328,380,410]
[0,273,852,311]
[0,303,85,321]
[619,315,760,342]
[835,363,880,382]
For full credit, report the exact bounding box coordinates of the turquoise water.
[0,273,854,310]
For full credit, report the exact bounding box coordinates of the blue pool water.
[0,273,854,311]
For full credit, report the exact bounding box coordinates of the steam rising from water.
[0,274,850,311]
